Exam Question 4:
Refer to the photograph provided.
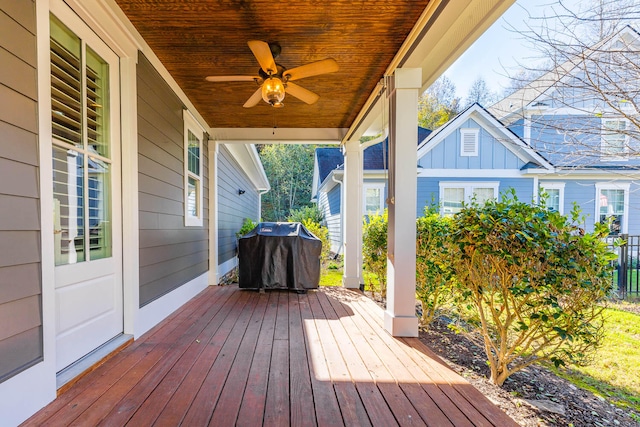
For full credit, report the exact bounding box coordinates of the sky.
[444,0,582,100]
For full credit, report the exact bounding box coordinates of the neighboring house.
[315,26,640,250]
[488,25,640,236]
[416,103,554,217]
[0,3,268,423]
[312,128,431,254]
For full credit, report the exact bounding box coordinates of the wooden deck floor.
[23,285,517,426]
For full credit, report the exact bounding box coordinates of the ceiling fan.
[205,40,339,108]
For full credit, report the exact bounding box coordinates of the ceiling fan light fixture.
[262,76,286,107]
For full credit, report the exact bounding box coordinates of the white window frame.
[539,182,565,215]
[601,118,629,161]
[595,183,630,235]
[363,183,385,216]
[184,110,205,227]
[460,128,479,157]
[438,181,499,216]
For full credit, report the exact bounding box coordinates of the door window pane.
[51,15,112,263]
[50,16,82,147]
[86,47,110,158]
[88,157,111,260]
[53,147,85,265]
[599,189,624,235]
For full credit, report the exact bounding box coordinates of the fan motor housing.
[259,64,287,81]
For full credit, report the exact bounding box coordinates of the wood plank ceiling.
[114,0,431,130]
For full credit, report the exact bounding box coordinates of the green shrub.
[450,193,616,386]
[287,205,324,224]
[236,218,258,238]
[362,210,388,300]
[415,207,455,328]
[301,219,330,266]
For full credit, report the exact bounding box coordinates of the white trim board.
[418,169,530,178]
[0,361,55,426]
[136,272,209,338]
[218,257,238,279]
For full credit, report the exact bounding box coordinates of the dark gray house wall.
[0,2,43,383]
[137,53,209,306]
[217,145,259,266]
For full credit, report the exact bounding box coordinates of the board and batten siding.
[0,2,43,383]
[419,118,527,170]
[137,53,209,306]
[217,145,259,266]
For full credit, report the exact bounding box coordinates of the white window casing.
[595,182,630,235]
[438,181,499,216]
[184,109,205,227]
[601,118,629,161]
[460,128,479,157]
[539,182,565,215]
[363,183,385,216]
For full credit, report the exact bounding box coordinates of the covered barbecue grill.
[238,222,322,291]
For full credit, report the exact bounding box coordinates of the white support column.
[342,139,363,288]
[385,68,421,337]
[208,140,220,285]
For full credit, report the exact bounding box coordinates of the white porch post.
[208,140,219,285]
[342,139,363,288]
[385,68,421,337]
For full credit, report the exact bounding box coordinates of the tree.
[418,76,461,130]
[500,0,640,162]
[450,193,615,386]
[259,144,315,221]
[463,77,498,108]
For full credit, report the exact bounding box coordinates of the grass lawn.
[551,307,640,412]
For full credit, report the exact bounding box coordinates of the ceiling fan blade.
[285,82,320,105]
[248,40,277,75]
[205,75,260,83]
[243,87,263,108]
[283,58,339,81]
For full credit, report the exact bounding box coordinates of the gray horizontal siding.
[217,145,259,265]
[137,53,208,306]
[0,2,42,383]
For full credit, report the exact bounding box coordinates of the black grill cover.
[238,222,322,290]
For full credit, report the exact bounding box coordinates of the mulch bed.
[420,316,640,426]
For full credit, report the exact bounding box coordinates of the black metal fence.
[607,234,640,299]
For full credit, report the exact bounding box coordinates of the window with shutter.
[50,15,112,265]
[460,129,479,156]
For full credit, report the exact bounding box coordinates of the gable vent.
[460,129,479,157]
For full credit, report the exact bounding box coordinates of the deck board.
[22,285,517,427]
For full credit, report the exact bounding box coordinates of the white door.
[50,12,123,372]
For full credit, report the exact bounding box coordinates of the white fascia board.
[398,0,516,91]
[222,143,270,191]
[212,128,346,143]
[343,0,515,144]
[472,110,554,170]
[317,170,344,193]
[417,104,553,171]
[418,169,532,178]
